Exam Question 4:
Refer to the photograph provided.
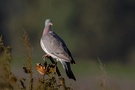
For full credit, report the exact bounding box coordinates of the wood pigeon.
[40,19,76,81]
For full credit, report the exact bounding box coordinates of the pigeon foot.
[42,54,50,61]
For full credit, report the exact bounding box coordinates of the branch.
[47,56,61,77]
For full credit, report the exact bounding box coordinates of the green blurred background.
[0,0,135,89]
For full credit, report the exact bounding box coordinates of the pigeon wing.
[41,31,74,62]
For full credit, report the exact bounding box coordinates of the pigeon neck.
[42,26,51,36]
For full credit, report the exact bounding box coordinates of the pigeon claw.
[42,54,50,60]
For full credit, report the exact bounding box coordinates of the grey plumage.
[61,61,76,80]
[40,19,76,80]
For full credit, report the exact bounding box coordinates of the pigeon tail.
[61,61,76,81]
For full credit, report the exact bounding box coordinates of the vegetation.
[0,33,135,90]
[0,33,73,90]
[0,36,15,89]
[0,1,135,89]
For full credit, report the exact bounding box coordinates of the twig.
[47,56,61,77]
[47,57,68,90]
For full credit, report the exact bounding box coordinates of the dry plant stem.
[0,36,13,89]
[42,75,44,82]
[47,56,67,90]
[20,80,26,89]
[97,57,110,90]
[47,56,61,77]
[59,78,66,90]
[98,57,107,76]
[22,32,33,90]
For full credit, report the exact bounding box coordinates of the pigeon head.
[45,19,53,27]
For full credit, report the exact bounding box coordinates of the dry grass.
[22,31,33,90]
[97,57,120,90]
[0,34,123,90]
[0,36,17,90]
[0,32,74,90]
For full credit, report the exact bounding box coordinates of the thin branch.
[47,56,61,77]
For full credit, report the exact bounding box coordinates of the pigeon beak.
[49,22,53,26]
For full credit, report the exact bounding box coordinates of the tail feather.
[61,61,76,81]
